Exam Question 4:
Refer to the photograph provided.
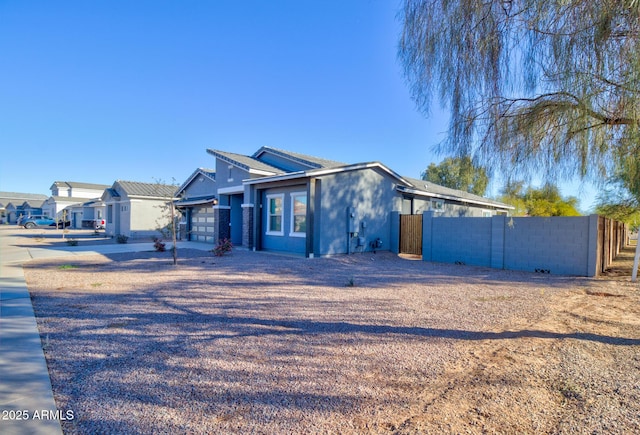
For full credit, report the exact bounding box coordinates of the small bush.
[152,237,166,252]
[116,234,129,244]
[213,238,233,257]
[66,239,78,246]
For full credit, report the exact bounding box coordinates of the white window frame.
[289,191,307,237]
[266,193,284,236]
[482,210,492,217]
[431,199,444,212]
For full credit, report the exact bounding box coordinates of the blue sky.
[0,0,597,210]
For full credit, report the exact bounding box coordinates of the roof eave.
[396,186,514,210]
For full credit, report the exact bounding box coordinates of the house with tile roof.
[101,180,178,238]
[189,146,512,256]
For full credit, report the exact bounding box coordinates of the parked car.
[95,218,106,230]
[22,215,56,229]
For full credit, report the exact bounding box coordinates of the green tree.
[399,0,640,183]
[500,183,581,216]
[595,174,640,230]
[422,156,489,196]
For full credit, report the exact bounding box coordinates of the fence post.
[422,211,433,262]
[390,211,400,254]
[490,215,505,269]
[586,214,599,277]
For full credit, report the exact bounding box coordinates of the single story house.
[0,192,48,223]
[68,199,106,229]
[101,180,178,239]
[194,146,512,257]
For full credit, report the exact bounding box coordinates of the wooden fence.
[399,214,422,255]
[597,216,627,275]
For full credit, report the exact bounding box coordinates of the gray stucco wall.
[422,213,599,276]
[316,168,399,255]
[182,175,216,199]
[215,158,250,191]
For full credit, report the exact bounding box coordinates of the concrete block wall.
[421,213,600,276]
[503,216,591,276]
[430,216,492,266]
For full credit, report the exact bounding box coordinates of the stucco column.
[390,211,400,254]
[422,211,434,262]
[490,215,506,269]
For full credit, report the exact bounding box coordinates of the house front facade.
[43,181,110,220]
[0,192,48,223]
[102,181,178,239]
[195,146,512,257]
[174,168,218,243]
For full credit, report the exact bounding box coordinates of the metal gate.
[400,214,423,255]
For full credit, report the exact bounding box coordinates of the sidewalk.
[0,228,212,434]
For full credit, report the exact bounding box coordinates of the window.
[107,205,113,224]
[482,210,492,217]
[290,192,307,237]
[431,199,444,212]
[266,194,284,235]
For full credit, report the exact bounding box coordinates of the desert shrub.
[116,234,129,244]
[152,237,166,252]
[213,238,233,257]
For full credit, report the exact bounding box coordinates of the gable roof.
[207,149,284,176]
[207,147,511,210]
[51,181,110,191]
[0,192,48,202]
[244,161,414,187]
[252,146,346,169]
[176,168,216,196]
[114,181,178,199]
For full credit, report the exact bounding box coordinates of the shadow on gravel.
[27,247,640,433]
[33,289,640,348]
[26,249,599,291]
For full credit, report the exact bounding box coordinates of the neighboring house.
[42,181,110,219]
[0,192,48,223]
[101,180,178,239]
[69,199,106,229]
[174,168,217,243]
[197,146,512,257]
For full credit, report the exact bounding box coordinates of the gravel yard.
[25,248,640,434]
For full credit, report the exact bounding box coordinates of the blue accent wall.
[260,185,308,254]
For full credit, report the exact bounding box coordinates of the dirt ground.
[25,245,640,434]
